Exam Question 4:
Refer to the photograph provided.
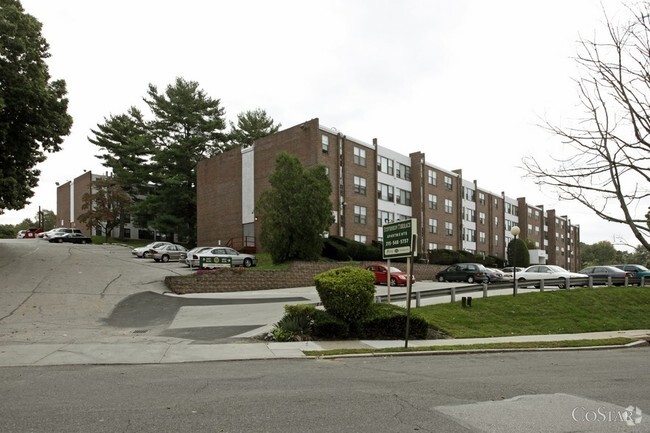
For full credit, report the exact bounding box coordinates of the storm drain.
[132,329,149,334]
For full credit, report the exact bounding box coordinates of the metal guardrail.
[375,275,647,307]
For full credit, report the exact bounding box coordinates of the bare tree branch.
[525,1,650,251]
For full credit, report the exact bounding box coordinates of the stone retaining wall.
[165,261,447,294]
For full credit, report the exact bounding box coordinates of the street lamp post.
[510,225,520,296]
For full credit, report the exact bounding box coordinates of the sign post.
[382,219,417,347]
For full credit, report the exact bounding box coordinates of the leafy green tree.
[89,107,153,198]
[0,224,15,238]
[137,77,227,244]
[78,178,132,242]
[0,0,72,213]
[580,241,618,267]
[257,152,333,263]
[507,237,530,268]
[40,209,56,231]
[227,108,281,150]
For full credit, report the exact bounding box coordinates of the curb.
[304,338,650,360]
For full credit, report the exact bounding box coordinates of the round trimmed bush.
[314,266,376,323]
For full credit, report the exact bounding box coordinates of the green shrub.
[312,309,349,339]
[322,236,382,261]
[360,303,429,339]
[314,266,376,323]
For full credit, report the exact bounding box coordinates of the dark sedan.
[56,233,93,244]
[579,265,633,286]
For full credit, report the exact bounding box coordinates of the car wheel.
[142,252,148,259]
[58,238,63,243]
[390,277,397,286]
[243,258,253,268]
[81,240,87,244]
[558,282,566,289]
[467,276,475,284]
[161,255,170,263]
[438,276,445,282]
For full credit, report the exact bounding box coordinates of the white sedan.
[196,247,257,268]
[517,265,588,289]
[132,241,171,258]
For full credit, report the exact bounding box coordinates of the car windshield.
[388,267,403,273]
[548,265,568,273]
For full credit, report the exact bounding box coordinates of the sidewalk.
[0,330,647,367]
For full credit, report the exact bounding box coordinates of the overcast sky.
[3,0,642,250]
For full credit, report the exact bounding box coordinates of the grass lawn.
[413,286,650,338]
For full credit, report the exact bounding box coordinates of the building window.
[479,212,486,224]
[428,242,437,251]
[378,183,394,202]
[321,135,329,153]
[428,169,436,185]
[479,232,486,244]
[444,198,453,214]
[396,162,411,180]
[494,198,499,209]
[428,218,437,234]
[465,228,475,242]
[396,188,411,206]
[445,222,453,236]
[494,216,499,227]
[377,156,394,175]
[123,228,131,239]
[378,210,394,227]
[494,234,499,246]
[353,176,366,195]
[478,192,485,205]
[354,147,366,166]
[444,175,453,190]
[354,234,367,243]
[428,194,437,210]
[464,208,475,222]
[354,205,366,224]
[463,187,475,201]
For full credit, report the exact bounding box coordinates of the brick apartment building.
[196,118,582,271]
[56,171,155,240]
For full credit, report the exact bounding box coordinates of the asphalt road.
[1,348,648,433]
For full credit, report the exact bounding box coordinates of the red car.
[365,264,416,286]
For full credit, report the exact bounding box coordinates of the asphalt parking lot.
[0,239,317,345]
[0,238,561,347]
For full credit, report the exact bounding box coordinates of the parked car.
[485,267,505,283]
[46,228,83,242]
[365,264,416,286]
[612,264,650,278]
[517,265,588,289]
[435,263,489,284]
[150,244,188,263]
[132,241,172,258]
[16,230,26,239]
[57,233,93,244]
[195,247,257,268]
[578,265,633,286]
[182,246,216,267]
[501,267,525,280]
